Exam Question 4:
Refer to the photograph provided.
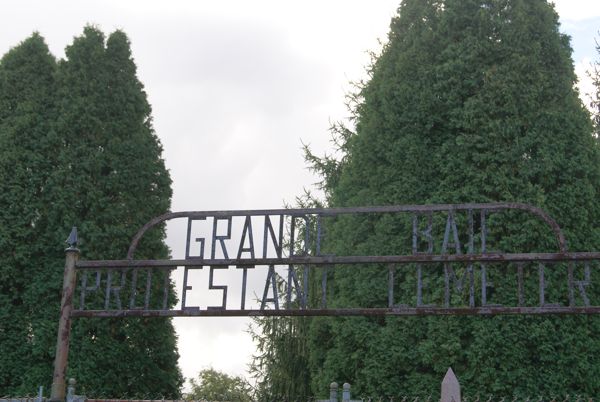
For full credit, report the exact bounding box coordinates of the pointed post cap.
[441,367,461,402]
[65,226,79,251]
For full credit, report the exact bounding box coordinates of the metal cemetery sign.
[67,203,600,317]
[49,202,600,401]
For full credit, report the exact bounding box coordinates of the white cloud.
[575,57,596,111]
[553,0,600,21]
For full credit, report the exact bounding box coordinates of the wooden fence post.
[441,367,461,402]
[50,228,79,402]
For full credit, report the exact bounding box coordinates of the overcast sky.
[2,0,600,392]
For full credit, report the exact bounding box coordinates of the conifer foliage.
[592,40,600,137]
[302,0,600,398]
[0,32,59,396]
[0,27,182,397]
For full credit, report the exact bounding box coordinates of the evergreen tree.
[0,28,182,397]
[0,33,59,395]
[250,316,311,402]
[54,27,181,398]
[305,0,600,398]
[249,194,317,402]
[592,39,600,137]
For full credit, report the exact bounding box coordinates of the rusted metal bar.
[50,229,80,402]
[76,252,600,269]
[70,305,600,318]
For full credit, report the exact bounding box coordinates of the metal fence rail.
[0,399,46,402]
[3,398,596,402]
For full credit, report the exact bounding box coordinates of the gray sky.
[2,0,600,392]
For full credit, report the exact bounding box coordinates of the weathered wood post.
[441,367,461,402]
[329,382,338,402]
[50,228,79,402]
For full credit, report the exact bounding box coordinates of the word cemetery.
[71,203,600,317]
